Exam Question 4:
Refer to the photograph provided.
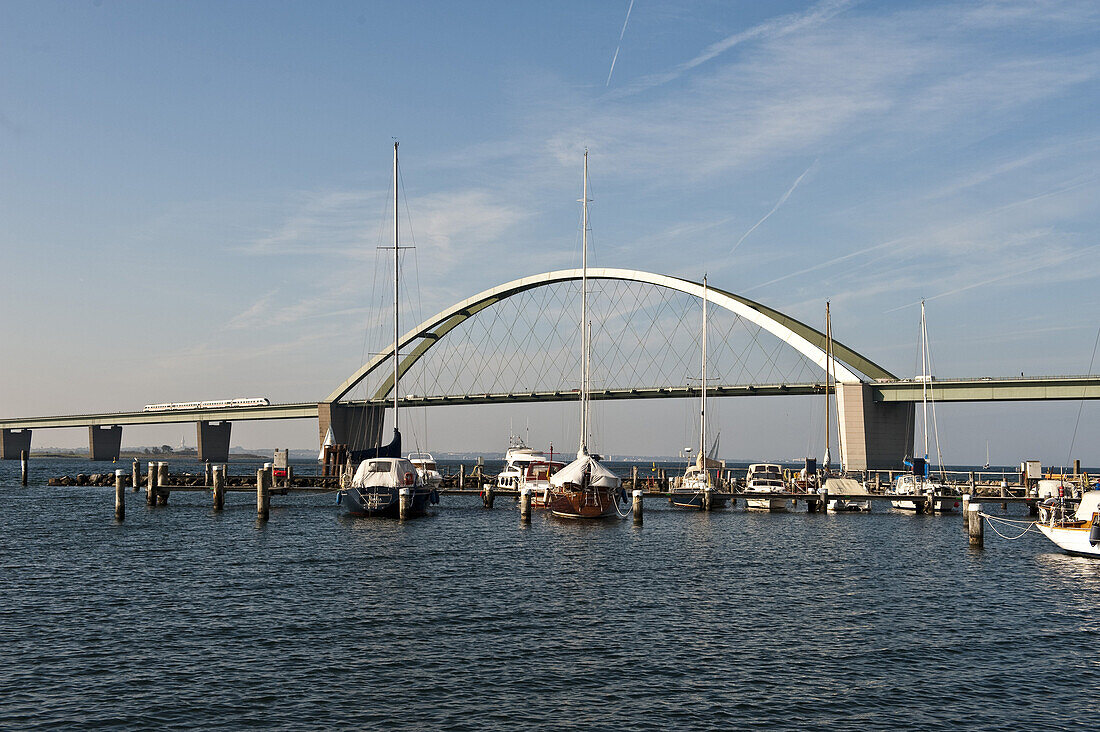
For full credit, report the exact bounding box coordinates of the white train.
[143,398,270,412]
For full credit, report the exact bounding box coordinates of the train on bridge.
[142,398,270,412]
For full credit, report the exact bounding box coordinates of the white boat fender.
[1090,513,1100,546]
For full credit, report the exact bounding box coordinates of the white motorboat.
[407,452,443,489]
[497,436,547,490]
[745,463,788,511]
[516,459,565,508]
[1036,491,1100,558]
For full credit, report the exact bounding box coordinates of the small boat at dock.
[744,463,788,511]
[1036,491,1100,558]
[546,149,623,520]
[340,457,432,518]
[669,274,727,511]
[408,452,442,489]
[825,477,871,512]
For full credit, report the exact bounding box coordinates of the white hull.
[1037,524,1100,558]
[745,496,788,511]
[828,499,871,512]
[890,497,959,512]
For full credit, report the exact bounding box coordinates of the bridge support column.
[88,425,123,462]
[1,429,31,460]
[317,402,386,453]
[836,382,914,471]
[197,421,232,463]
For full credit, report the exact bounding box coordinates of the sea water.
[1,458,1097,730]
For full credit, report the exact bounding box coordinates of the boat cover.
[317,426,335,462]
[1075,490,1100,521]
[352,457,420,490]
[549,454,621,489]
[824,478,868,495]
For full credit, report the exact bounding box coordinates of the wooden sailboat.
[339,141,434,518]
[547,149,623,520]
[670,275,727,510]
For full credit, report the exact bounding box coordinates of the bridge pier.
[88,425,122,462]
[1,428,31,460]
[197,421,232,463]
[317,402,386,454]
[836,383,914,471]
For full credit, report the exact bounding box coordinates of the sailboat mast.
[579,149,590,457]
[393,141,400,427]
[824,301,831,469]
[699,276,707,469]
[921,300,928,463]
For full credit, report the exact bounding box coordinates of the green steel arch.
[323,268,896,404]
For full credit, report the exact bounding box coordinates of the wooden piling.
[156,462,168,506]
[631,465,638,489]
[632,489,643,526]
[968,503,984,547]
[212,465,225,511]
[257,467,270,521]
[1000,480,1007,511]
[703,488,713,512]
[459,464,466,489]
[921,489,936,515]
[483,485,495,509]
[961,494,970,531]
[114,469,125,521]
[204,461,211,486]
[519,487,531,522]
[398,487,411,520]
[20,450,28,486]
[968,472,975,496]
[131,459,139,492]
[146,462,157,506]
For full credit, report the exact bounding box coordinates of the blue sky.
[2,0,1099,465]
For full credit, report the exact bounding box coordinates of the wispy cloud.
[730,162,815,254]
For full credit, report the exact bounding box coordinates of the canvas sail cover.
[317,426,335,462]
[549,454,621,489]
[824,477,868,495]
[1075,490,1100,521]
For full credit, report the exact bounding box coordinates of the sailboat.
[338,141,434,518]
[669,275,727,510]
[890,301,959,512]
[547,149,624,520]
[821,302,870,511]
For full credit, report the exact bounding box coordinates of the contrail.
[730,162,815,254]
[606,0,635,87]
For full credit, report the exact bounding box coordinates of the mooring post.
[1000,480,1007,511]
[483,484,495,509]
[519,487,531,522]
[922,488,936,515]
[257,466,270,521]
[204,461,211,487]
[631,465,638,489]
[874,472,881,492]
[632,489,643,525]
[398,487,411,520]
[212,465,225,511]
[131,459,139,492]
[286,465,294,487]
[703,488,713,512]
[459,464,465,490]
[114,469,125,521]
[20,450,28,486]
[146,461,156,505]
[968,472,975,497]
[968,502,984,547]
[961,494,971,530]
[156,462,169,506]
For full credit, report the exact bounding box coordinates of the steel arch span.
[324,268,896,405]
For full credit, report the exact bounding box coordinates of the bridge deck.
[2,375,1099,430]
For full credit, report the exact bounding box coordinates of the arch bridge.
[4,269,1099,469]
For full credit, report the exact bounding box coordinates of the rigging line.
[1066,324,1100,470]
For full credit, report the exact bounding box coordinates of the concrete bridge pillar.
[836,382,914,471]
[197,421,232,463]
[1,429,31,460]
[317,402,385,453]
[88,425,123,461]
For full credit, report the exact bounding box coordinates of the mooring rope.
[979,512,1040,540]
